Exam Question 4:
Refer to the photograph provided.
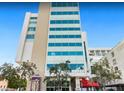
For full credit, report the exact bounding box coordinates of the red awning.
[80,78,100,88]
[92,82,99,87]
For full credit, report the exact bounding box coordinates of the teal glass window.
[47,64,84,70]
[30,17,37,20]
[49,27,80,31]
[29,21,37,24]
[48,43,82,47]
[51,11,79,15]
[50,20,79,24]
[26,34,34,39]
[49,35,81,38]
[52,2,78,7]
[48,51,83,56]
[28,27,36,31]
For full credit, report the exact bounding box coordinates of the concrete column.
[41,77,46,91]
[69,80,71,91]
[26,79,31,91]
[31,2,50,91]
[75,77,81,91]
[81,32,91,76]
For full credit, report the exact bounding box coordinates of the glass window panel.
[50,27,80,31]
[96,50,101,56]
[26,34,34,39]
[50,20,79,24]
[49,35,81,38]
[48,43,82,47]
[48,51,83,56]
[28,27,36,31]
[51,11,79,15]
[52,2,78,7]
[30,17,37,19]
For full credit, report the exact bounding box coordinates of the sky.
[0,2,124,65]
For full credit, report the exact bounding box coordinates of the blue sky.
[0,2,124,65]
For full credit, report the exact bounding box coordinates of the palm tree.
[44,60,71,91]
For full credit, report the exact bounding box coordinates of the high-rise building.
[16,2,90,91]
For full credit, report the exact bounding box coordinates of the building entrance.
[46,80,70,91]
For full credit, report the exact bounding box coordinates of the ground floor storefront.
[29,76,100,91]
[46,77,80,91]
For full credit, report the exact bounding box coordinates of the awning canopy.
[80,78,100,88]
[92,82,99,87]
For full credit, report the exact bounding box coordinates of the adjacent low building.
[89,48,111,64]
[98,40,124,91]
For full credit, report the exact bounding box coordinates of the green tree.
[0,62,37,90]
[16,62,37,90]
[17,61,37,79]
[44,60,71,91]
[92,58,121,90]
[0,63,26,89]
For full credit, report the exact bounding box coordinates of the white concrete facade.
[100,40,124,85]
[16,13,38,63]
[81,32,91,76]
[88,48,111,66]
